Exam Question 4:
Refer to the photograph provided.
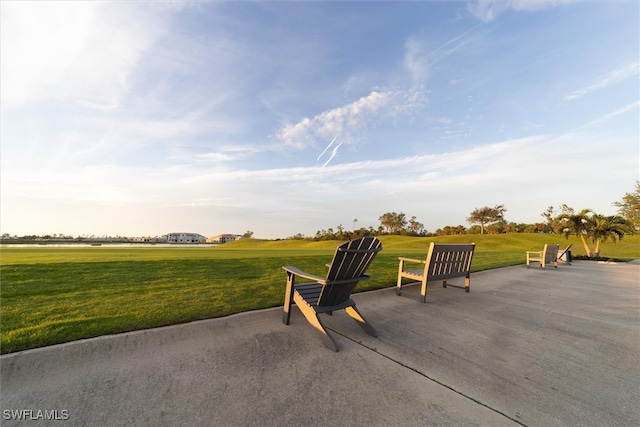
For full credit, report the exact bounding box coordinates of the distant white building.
[207,234,242,243]
[162,233,206,244]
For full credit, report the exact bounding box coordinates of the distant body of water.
[0,243,218,248]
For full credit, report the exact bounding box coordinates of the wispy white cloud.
[404,23,485,82]
[467,0,578,22]
[404,37,431,84]
[21,103,242,170]
[1,1,636,239]
[1,2,98,108]
[574,101,640,130]
[565,62,640,101]
[0,2,170,110]
[276,89,425,151]
[195,153,235,162]
[4,128,635,238]
[192,145,264,165]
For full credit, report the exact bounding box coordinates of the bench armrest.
[398,257,426,264]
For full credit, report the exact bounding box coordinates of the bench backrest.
[424,243,475,280]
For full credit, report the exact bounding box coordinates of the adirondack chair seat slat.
[282,236,382,351]
[294,284,323,304]
[397,243,475,303]
[292,283,356,314]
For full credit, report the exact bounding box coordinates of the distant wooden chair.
[526,244,560,269]
[397,243,476,303]
[558,244,573,264]
[282,236,382,351]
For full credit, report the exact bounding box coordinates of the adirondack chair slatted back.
[544,244,560,264]
[426,243,475,280]
[319,237,382,307]
[558,244,572,264]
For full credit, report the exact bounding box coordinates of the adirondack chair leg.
[295,301,339,351]
[318,328,339,352]
[345,305,377,337]
[283,272,295,325]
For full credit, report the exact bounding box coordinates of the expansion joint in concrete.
[331,327,527,427]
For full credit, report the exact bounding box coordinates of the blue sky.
[1,0,638,239]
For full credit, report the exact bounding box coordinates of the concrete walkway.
[2,261,639,426]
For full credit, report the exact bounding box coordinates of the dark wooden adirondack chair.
[282,236,382,351]
[558,244,573,264]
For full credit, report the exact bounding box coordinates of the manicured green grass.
[1,234,638,354]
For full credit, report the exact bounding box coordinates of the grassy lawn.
[1,234,638,354]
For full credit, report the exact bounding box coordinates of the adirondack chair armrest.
[282,266,326,284]
[558,244,572,258]
[526,251,542,256]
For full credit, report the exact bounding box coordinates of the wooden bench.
[396,243,476,303]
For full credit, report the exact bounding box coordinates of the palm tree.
[560,209,633,258]
[590,214,633,257]
[559,209,594,257]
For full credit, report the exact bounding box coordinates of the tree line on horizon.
[5,183,638,257]
[291,181,640,259]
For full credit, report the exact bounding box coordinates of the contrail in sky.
[426,22,484,60]
[317,136,338,161]
[322,142,342,168]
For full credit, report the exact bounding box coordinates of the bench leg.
[465,276,470,293]
[420,277,428,303]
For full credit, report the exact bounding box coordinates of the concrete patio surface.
[2,260,639,426]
